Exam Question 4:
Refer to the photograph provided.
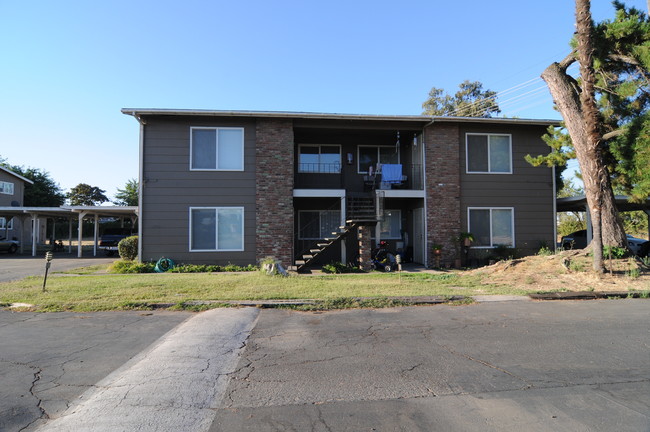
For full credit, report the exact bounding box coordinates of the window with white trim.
[358,146,399,173]
[468,207,514,247]
[466,133,512,174]
[379,210,401,239]
[190,207,244,251]
[0,217,14,230]
[298,210,341,239]
[0,181,14,195]
[190,127,244,171]
[298,145,341,173]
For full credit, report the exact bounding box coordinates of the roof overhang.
[0,166,34,184]
[557,195,650,212]
[121,108,561,127]
[0,206,138,219]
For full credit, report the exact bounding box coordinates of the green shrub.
[603,246,627,259]
[118,236,139,260]
[322,261,361,274]
[111,260,155,273]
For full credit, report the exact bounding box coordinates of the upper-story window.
[466,133,512,174]
[190,127,244,171]
[358,146,399,174]
[0,181,14,195]
[298,145,341,173]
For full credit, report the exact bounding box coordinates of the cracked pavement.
[0,310,191,431]
[210,300,650,431]
[2,300,649,431]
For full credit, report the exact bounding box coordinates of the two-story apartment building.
[123,109,557,269]
[0,166,33,244]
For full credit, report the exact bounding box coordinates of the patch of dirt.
[468,250,650,293]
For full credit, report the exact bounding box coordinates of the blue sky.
[0,0,646,199]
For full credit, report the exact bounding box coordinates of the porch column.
[68,218,73,253]
[358,226,372,271]
[31,213,38,257]
[93,214,99,257]
[585,205,593,244]
[77,212,87,258]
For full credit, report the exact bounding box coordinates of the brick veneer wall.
[424,123,461,266]
[357,226,372,271]
[255,119,294,266]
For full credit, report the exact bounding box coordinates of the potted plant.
[431,244,443,256]
[459,232,475,247]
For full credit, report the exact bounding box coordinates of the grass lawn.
[0,270,523,312]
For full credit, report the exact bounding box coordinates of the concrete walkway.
[37,308,259,432]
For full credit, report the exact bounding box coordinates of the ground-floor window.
[379,209,401,239]
[298,210,340,239]
[189,207,244,251]
[0,217,14,230]
[468,207,514,247]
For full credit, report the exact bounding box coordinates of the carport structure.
[0,206,137,257]
[556,195,650,245]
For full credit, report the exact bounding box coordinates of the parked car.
[99,228,135,256]
[626,235,647,256]
[0,237,19,254]
[560,230,588,250]
[561,230,649,256]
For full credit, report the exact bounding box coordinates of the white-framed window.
[466,133,512,174]
[379,209,401,239]
[189,207,244,251]
[358,146,400,174]
[0,217,14,230]
[190,127,244,171]
[298,145,341,173]
[0,181,14,195]
[468,207,514,248]
[298,210,341,240]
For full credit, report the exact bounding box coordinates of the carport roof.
[0,206,138,218]
[557,196,650,212]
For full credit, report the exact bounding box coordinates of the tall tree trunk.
[576,0,604,271]
[542,0,628,271]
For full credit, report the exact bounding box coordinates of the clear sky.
[0,0,647,200]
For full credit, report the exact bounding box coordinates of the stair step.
[302,255,314,259]
[295,260,305,265]
[317,243,331,248]
[310,249,321,254]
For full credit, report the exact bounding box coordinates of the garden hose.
[155,257,175,273]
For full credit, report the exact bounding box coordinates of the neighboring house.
[123,109,557,268]
[0,166,34,241]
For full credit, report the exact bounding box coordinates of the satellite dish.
[10,201,19,207]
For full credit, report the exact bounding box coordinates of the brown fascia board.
[121,108,560,127]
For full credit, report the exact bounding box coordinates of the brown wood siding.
[460,124,555,255]
[141,116,257,265]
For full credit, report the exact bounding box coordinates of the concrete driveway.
[0,255,116,282]
[1,300,649,431]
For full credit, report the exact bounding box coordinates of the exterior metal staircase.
[294,192,381,272]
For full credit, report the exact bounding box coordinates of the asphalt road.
[1,300,648,431]
[0,310,191,431]
[0,256,116,282]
